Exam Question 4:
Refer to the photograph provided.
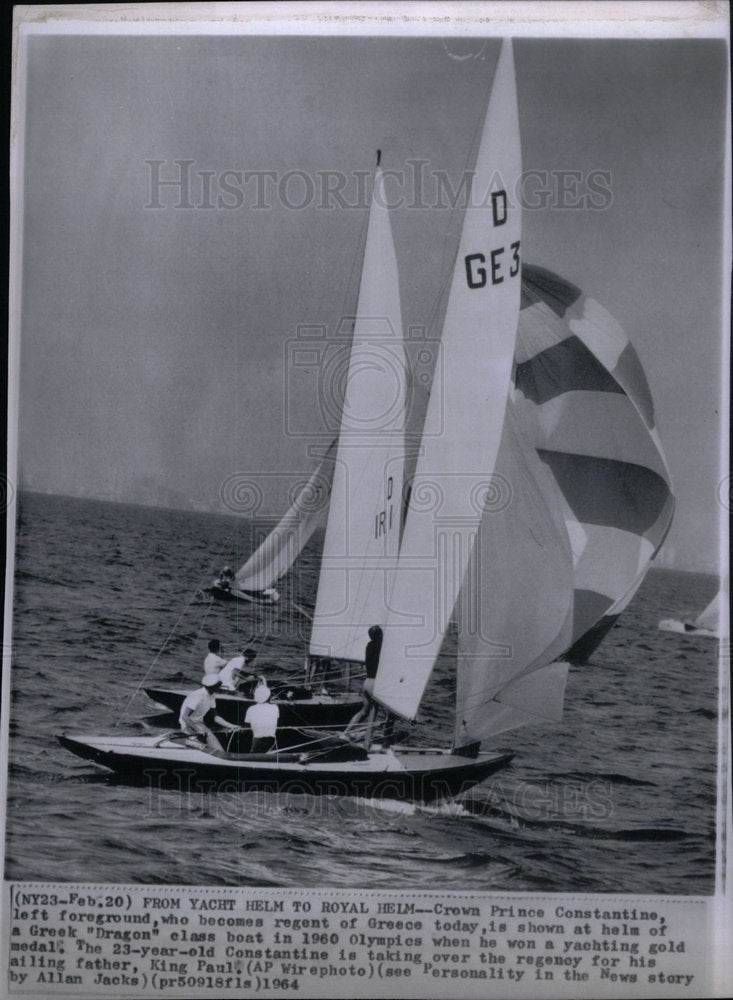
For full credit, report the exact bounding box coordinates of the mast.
[373,39,523,721]
[309,154,407,663]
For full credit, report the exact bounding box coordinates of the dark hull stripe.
[144,688,361,728]
[567,614,621,664]
[571,589,614,645]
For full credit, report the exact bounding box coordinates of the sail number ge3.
[464,190,520,289]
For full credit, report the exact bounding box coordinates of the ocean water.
[3,492,720,893]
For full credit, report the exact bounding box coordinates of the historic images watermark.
[282,318,425,440]
[144,160,613,213]
[140,770,615,823]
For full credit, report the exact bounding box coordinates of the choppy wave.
[4,492,721,892]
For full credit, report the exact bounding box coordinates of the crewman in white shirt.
[203,638,227,674]
[179,674,238,751]
[244,685,280,753]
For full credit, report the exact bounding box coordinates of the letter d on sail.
[492,189,507,226]
[374,39,523,721]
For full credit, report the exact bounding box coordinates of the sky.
[12,27,729,573]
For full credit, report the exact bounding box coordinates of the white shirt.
[218,655,244,690]
[204,651,227,673]
[179,687,215,727]
[244,702,279,739]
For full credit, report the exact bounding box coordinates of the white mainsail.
[309,166,407,663]
[373,39,523,721]
[235,441,336,592]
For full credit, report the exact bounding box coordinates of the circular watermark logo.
[287,473,331,514]
[408,478,444,514]
[219,475,264,515]
[318,337,407,434]
[0,474,15,512]
[470,473,513,514]
[716,474,732,513]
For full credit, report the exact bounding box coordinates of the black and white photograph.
[2,2,731,997]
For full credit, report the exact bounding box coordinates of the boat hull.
[145,687,361,727]
[58,734,514,802]
[204,585,278,605]
[658,618,719,638]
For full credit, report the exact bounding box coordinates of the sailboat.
[146,138,412,732]
[205,441,337,605]
[60,40,674,801]
[659,588,724,638]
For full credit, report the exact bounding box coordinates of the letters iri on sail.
[309,166,408,663]
[373,39,523,721]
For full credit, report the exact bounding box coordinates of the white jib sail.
[309,167,407,662]
[693,590,722,634]
[374,39,523,719]
[235,440,337,592]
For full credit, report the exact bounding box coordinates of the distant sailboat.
[206,442,337,605]
[659,588,724,639]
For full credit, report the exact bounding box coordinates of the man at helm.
[179,674,239,751]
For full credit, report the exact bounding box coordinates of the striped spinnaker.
[515,264,674,661]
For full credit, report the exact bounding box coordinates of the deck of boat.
[58,734,514,802]
[145,686,362,727]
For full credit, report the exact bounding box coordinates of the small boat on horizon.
[659,588,724,639]
[205,582,281,605]
[205,440,338,606]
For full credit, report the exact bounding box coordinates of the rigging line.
[241,621,274,663]
[114,587,206,728]
[192,590,219,649]
[340,191,372,325]
[290,600,314,622]
[114,537,232,728]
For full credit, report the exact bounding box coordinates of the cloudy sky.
[12,22,729,571]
